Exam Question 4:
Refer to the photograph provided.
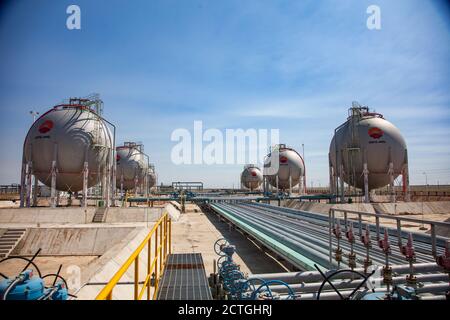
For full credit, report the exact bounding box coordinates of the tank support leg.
[289,176,292,195]
[50,160,57,208]
[389,162,395,203]
[111,148,116,207]
[340,164,345,204]
[25,161,32,207]
[276,175,279,195]
[329,160,335,198]
[82,161,88,208]
[134,175,138,198]
[20,160,26,208]
[363,163,370,204]
[32,171,38,207]
[403,150,410,202]
[50,144,58,208]
[120,173,124,205]
[105,158,111,208]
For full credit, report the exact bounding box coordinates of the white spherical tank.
[264,144,305,190]
[116,143,148,191]
[241,165,263,190]
[329,105,407,190]
[23,103,113,192]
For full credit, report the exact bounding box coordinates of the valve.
[346,223,356,270]
[361,224,371,247]
[333,219,342,239]
[436,240,450,272]
[333,219,343,267]
[361,224,372,273]
[401,233,416,261]
[345,223,355,244]
[378,228,391,254]
[379,228,393,294]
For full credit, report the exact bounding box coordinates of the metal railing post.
[134,254,139,300]
[154,227,159,292]
[147,237,152,300]
[169,218,172,254]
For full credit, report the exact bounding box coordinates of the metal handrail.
[96,212,172,300]
[330,208,450,228]
[328,208,450,266]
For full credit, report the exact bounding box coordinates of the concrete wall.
[0,207,163,225]
[12,227,138,256]
[284,200,450,216]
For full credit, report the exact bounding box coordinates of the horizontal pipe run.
[249,262,443,284]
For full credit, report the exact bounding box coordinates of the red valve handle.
[436,241,450,271]
[333,219,341,238]
[346,223,355,243]
[401,233,415,259]
[361,225,371,246]
[378,228,391,254]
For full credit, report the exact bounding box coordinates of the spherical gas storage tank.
[116,142,148,191]
[23,100,113,192]
[264,144,305,190]
[241,164,263,190]
[329,104,407,190]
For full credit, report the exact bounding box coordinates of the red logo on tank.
[251,171,257,177]
[368,127,383,139]
[38,120,54,134]
[280,156,288,164]
[116,154,121,162]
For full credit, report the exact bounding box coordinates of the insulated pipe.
[249,262,442,284]
[218,203,334,268]
[226,203,431,265]
[259,273,449,294]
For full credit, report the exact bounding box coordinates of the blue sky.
[0,0,449,188]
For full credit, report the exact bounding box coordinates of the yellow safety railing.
[96,212,172,300]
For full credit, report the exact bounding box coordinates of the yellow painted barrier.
[96,212,172,300]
